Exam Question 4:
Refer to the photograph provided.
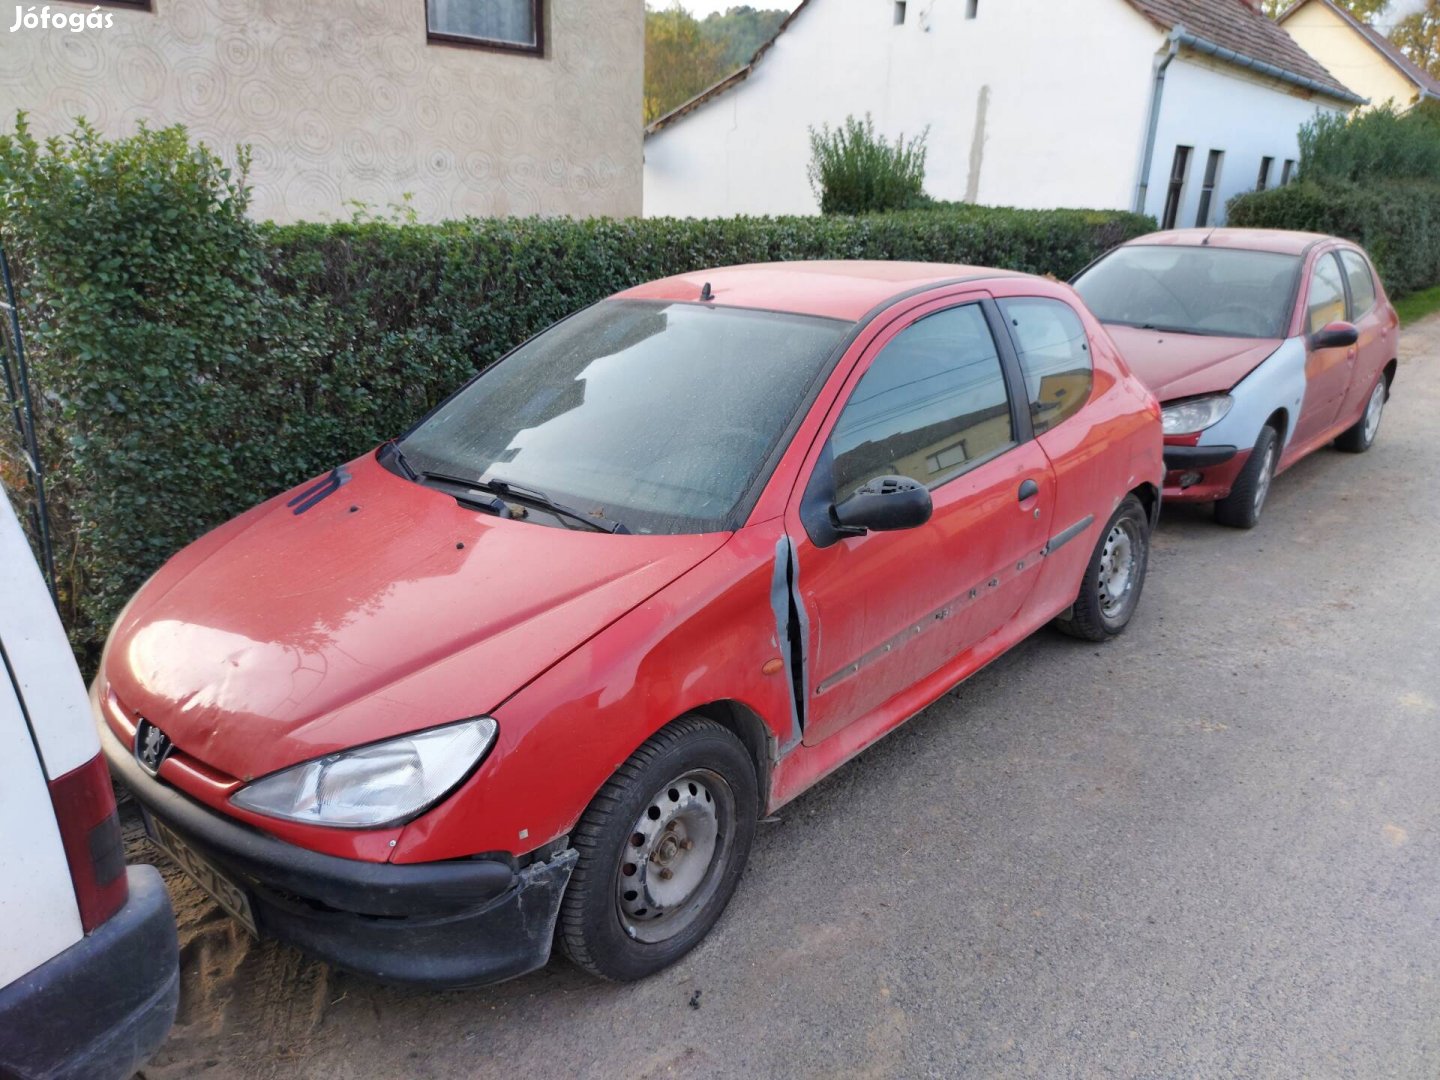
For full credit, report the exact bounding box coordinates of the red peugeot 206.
[96,262,1162,988]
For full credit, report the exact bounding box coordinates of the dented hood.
[1105,325,1282,403]
[103,452,727,780]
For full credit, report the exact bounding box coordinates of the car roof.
[1122,228,1334,256]
[614,261,1031,321]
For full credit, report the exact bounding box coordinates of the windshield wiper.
[418,470,628,534]
[482,477,630,534]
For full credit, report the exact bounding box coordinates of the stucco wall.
[1282,2,1417,110]
[643,0,1163,219]
[1145,55,1345,227]
[0,0,643,223]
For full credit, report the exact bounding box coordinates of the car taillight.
[48,752,128,932]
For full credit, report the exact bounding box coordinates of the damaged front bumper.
[100,721,576,989]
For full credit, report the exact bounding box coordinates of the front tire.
[1335,372,1388,453]
[1054,494,1150,642]
[1215,426,1277,529]
[559,716,758,982]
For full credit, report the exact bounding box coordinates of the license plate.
[143,809,259,937]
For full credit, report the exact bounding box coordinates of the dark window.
[966,0,979,17]
[894,1,906,24]
[398,300,848,535]
[998,298,1093,434]
[1340,250,1378,317]
[427,0,543,54]
[1161,146,1192,230]
[1195,150,1225,227]
[1074,245,1301,339]
[829,304,1014,500]
[1257,156,1274,192]
[1307,253,1347,335]
[1282,159,1296,185]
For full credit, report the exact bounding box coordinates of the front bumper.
[100,721,576,989]
[1162,443,1249,503]
[0,867,179,1080]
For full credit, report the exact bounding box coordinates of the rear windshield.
[1074,245,1301,339]
[399,300,850,535]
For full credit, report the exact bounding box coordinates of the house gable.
[1279,0,1440,107]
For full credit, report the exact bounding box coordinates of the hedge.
[0,118,1153,663]
[1227,180,1440,299]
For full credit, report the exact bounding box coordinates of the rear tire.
[558,717,758,982]
[1054,494,1150,642]
[1215,426,1277,529]
[1335,372,1388,454]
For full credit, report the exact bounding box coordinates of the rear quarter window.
[997,298,1093,435]
[1340,250,1377,317]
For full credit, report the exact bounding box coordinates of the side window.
[1307,254,1347,335]
[997,297,1093,435]
[1340,250,1377,317]
[830,304,1014,499]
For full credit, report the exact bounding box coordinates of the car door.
[1293,249,1356,448]
[1336,248,1394,419]
[786,294,1055,748]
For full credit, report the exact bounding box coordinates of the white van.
[0,484,178,1079]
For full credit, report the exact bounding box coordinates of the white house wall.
[1144,56,1344,227]
[644,0,1164,218]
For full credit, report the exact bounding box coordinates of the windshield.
[1074,245,1301,339]
[398,300,850,535]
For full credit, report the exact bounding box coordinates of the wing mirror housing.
[1311,321,1358,350]
[832,475,934,538]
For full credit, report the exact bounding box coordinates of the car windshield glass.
[398,300,850,535]
[1074,246,1301,339]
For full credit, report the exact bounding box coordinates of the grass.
[1394,284,1440,325]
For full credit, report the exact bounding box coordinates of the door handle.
[1018,479,1039,502]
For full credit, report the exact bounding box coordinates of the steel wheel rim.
[1253,442,1276,515]
[1363,380,1385,443]
[615,768,733,944]
[1098,519,1139,618]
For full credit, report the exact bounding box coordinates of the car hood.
[103,452,728,780]
[1105,325,1282,402]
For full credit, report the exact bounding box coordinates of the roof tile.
[1125,0,1356,98]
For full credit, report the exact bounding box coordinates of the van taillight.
[48,752,128,932]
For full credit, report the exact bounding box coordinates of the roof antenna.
[700,281,713,302]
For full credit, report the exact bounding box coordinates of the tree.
[644,5,730,124]
[1260,0,1388,18]
[1393,2,1440,77]
[699,6,789,69]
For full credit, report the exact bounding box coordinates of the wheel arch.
[1129,481,1161,530]
[1264,407,1289,444]
[687,700,775,812]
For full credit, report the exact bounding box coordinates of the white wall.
[644,0,1163,218]
[1142,56,1345,227]
[1,0,643,223]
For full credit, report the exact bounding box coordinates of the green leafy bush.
[0,117,1151,663]
[1227,179,1440,298]
[808,114,930,215]
[1297,102,1440,185]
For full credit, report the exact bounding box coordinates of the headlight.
[230,718,497,828]
[1162,395,1233,435]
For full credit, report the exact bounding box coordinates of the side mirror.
[832,475,933,537]
[1311,321,1358,350]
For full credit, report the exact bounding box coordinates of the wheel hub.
[1364,380,1385,442]
[617,771,726,942]
[1098,522,1137,617]
[1254,443,1275,514]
